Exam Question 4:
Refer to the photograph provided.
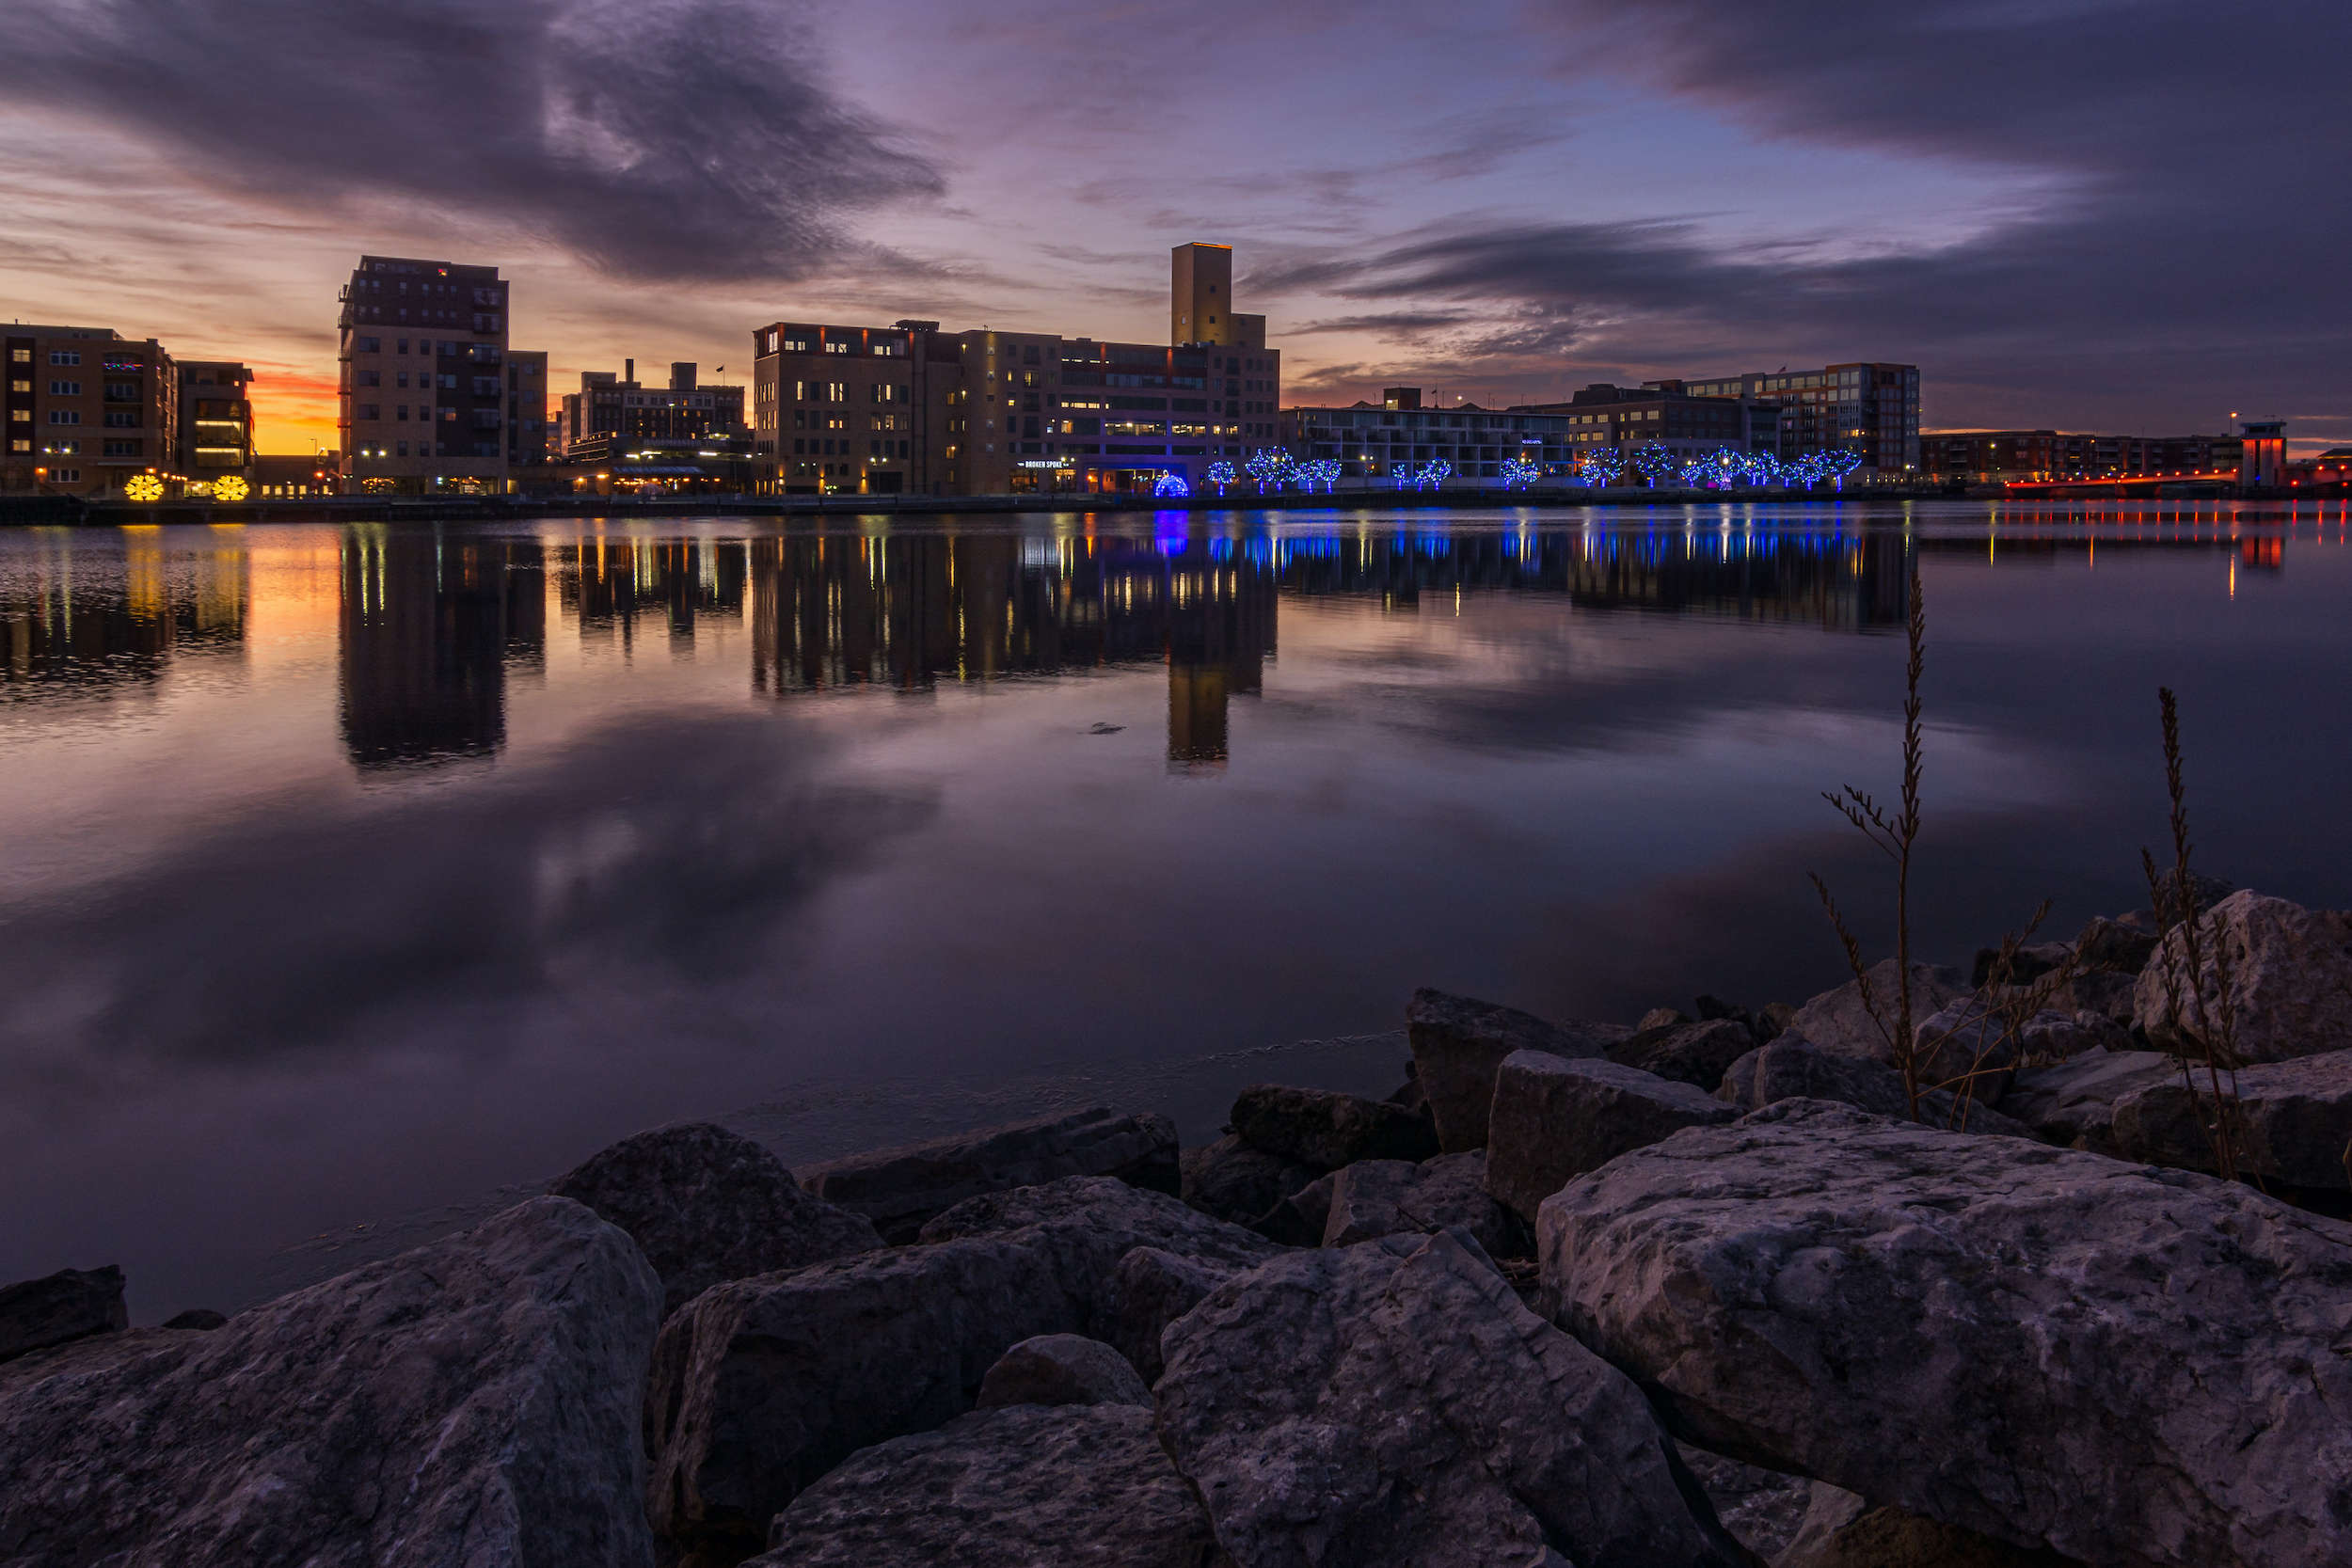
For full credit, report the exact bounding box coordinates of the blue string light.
[1206,460,1236,496]
[1153,472,1190,498]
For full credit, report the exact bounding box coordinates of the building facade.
[1508,383,1776,468]
[557,359,744,455]
[1283,388,1573,482]
[506,350,548,468]
[178,360,254,487]
[1918,430,2243,483]
[1678,364,1921,475]
[3,325,178,496]
[338,254,530,494]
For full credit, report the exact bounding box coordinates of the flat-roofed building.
[1680,363,1921,475]
[1283,387,1570,483]
[1509,383,1773,467]
[338,254,514,495]
[506,350,549,467]
[3,325,177,496]
[558,358,744,456]
[1918,430,2242,483]
[178,360,254,485]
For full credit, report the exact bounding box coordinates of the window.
[49,439,81,454]
[397,405,409,420]
[103,439,140,456]
[358,370,381,387]
[103,412,139,428]
[104,383,138,402]
[825,382,846,403]
[356,336,381,353]
[8,349,26,362]
[49,351,81,366]
[48,380,81,395]
[8,438,26,452]
[48,410,80,425]
[47,467,80,482]
[823,341,849,355]
[396,442,408,457]
[358,404,380,420]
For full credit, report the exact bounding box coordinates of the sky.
[2,0,2343,454]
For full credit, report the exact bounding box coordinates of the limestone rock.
[1996,1049,2180,1147]
[1639,1006,1692,1031]
[2135,891,2352,1064]
[162,1308,228,1331]
[1778,1486,2082,1568]
[645,1177,1273,1555]
[1406,988,1615,1152]
[2103,1045,2352,1187]
[977,1332,1151,1409]
[2075,915,2159,975]
[753,1404,1219,1568]
[1786,959,1970,1062]
[1718,1034,2032,1138]
[1104,1245,1236,1386]
[1321,1150,1524,1258]
[0,1264,126,1364]
[1229,1083,1438,1168]
[1611,1017,1756,1092]
[548,1120,882,1317]
[1968,940,2074,989]
[1539,1098,2352,1568]
[1180,1132,1319,1225]
[796,1107,1181,1244]
[1675,1446,1811,1564]
[1247,1170,1338,1247]
[0,1196,661,1567]
[1155,1227,1752,1568]
[1385,1063,1431,1117]
[1486,1051,1738,1224]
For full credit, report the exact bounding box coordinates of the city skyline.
[3,1,2344,457]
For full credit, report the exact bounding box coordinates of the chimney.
[625,358,634,385]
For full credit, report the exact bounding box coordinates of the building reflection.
[747,532,1279,770]
[337,526,544,769]
[555,533,749,652]
[2,531,246,699]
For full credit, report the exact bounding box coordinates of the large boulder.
[1229,1083,1438,1167]
[1786,958,1971,1063]
[1609,1017,1756,1092]
[1319,1150,1524,1258]
[1996,1049,2181,1147]
[976,1333,1151,1409]
[2135,891,2352,1064]
[0,1264,127,1364]
[752,1403,1219,1568]
[644,1177,1274,1558]
[1155,1227,1752,1568]
[1675,1447,1812,1564]
[1406,988,1616,1151]
[1539,1099,2352,1568]
[2102,1046,2352,1188]
[548,1121,882,1317]
[1718,1034,2032,1138]
[2075,915,2159,975]
[1777,1485,2080,1568]
[1486,1051,1738,1225]
[1104,1246,1237,1386]
[795,1108,1180,1244]
[1179,1132,1319,1226]
[0,1197,660,1567]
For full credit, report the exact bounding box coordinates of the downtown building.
[1507,383,1778,468]
[1282,387,1575,482]
[556,358,744,457]
[3,325,178,496]
[1678,364,1922,475]
[1918,429,2243,484]
[337,254,548,494]
[177,361,255,486]
[747,243,1279,496]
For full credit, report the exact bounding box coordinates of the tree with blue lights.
[1742,451,1782,486]
[1246,449,1295,494]
[1630,443,1678,487]
[1301,458,1342,493]
[1499,454,1540,489]
[1821,450,1865,490]
[1153,472,1190,499]
[1416,458,1452,491]
[1576,448,1625,487]
[1206,460,1236,496]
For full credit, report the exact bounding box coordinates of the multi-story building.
[2,325,177,496]
[505,350,548,467]
[1283,387,1572,482]
[338,254,530,494]
[1679,364,1922,476]
[1918,430,2243,483]
[557,360,744,454]
[178,360,254,486]
[748,242,1279,497]
[1508,383,1775,468]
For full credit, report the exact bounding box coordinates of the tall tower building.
[1171,243,1234,346]
[337,254,513,495]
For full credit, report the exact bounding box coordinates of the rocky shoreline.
[3,886,2347,1566]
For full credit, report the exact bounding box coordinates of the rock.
[1180,1132,1320,1225]
[1320,1150,1525,1258]
[1246,1170,1337,1247]
[2075,915,2159,974]
[1756,1001,1797,1042]
[1155,1227,1752,1568]
[1775,1482,1869,1567]
[2135,890,2352,1064]
[1539,1098,2352,1568]
[548,1120,882,1317]
[1675,1446,1812,1564]
[976,1332,1151,1409]
[1612,1017,1756,1092]
[796,1108,1181,1244]
[1909,1000,2029,1097]
[1229,1083,1438,1168]
[0,1197,660,1567]
[1779,1491,2084,1567]
[1384,1061,1431,1116]
[0,1264,127,1364]
[1996,1048,2181,1147]
[645,1176,1274,1556]
[1787,958,1971,1062]
[1485,1051,1740,1225]
[1104,1245,1236,1386]
[161,1308,228,1331]
[753,1403,1218,1568]
[2104,1045,2352,1188]
[1406,987,1617,1152]
[1717,1034,2032,1138]
[1969,940,2074,989]
[1639,1006,1691,1030]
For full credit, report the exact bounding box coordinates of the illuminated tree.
[1742,451,1783,486]
[1499,454,1540,488]
[1245,449,1295,493]
[1417,458,1452,491]
[1576,448,1625,486]
[1630,443,1678,487]
[1301,458,1343,493]
[1206,460,1236,496]
[1821,450,1866,490]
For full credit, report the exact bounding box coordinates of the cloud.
[0,0,943,282]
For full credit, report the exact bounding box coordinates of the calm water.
[6,501,2350,1320]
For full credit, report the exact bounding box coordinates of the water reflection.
[338,527,543,769]
[1,531,246,700]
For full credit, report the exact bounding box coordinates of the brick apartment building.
[557,359,743,456]
[178,361,254,487]
[3,325,178,496]
[1919,430,2243,483]
[337,254,547,495]
[1679,364,1922,475]
[1283,387,1574,482]
[1507,383,1778,468]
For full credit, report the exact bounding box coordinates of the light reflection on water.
[2,500,2347,1319]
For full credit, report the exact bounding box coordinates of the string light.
[1301,457,1342,493]
[1206,460,1236,496]
[1245,448,1297,493]
[1500,454,1540,489]
[1152,472,1189,499]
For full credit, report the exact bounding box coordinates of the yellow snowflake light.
[123,474,165,501]
[211,474,249,501]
